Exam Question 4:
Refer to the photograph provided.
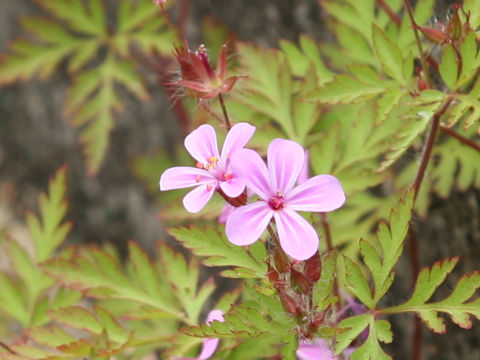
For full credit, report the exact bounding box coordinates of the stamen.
[206,184,213,191]
[195,175,201,183]
[196,162,204,169]
[224,173,233,181]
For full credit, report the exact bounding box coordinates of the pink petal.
[268,139,305,194]
[220,122,256,164]
[183,184,216,213]
[296,339,336,360]
[218,203,234,224]
[219,175,245,197]
[225,201,273,246]
[297,150,310,185]
[230,149,271,200]
[197,310,225,359]
[184,125,220,165]
[286,175,346,212]
[273,209,319,260]
[160,167,216,190]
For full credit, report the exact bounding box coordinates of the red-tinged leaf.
[26,325,75,348]
[48,306,103,335]
[94,305,130,344]
[57,339,92,356]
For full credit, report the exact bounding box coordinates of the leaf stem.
[440,125,480,153]
[403,0,432,87]
[376,0,401,27]
[413,97,453,201]
[218,93,232,130]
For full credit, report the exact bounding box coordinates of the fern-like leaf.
[168,226,267,279]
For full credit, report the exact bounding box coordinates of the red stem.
[376,0,401,27]
[441,125,480,153]
[177,0,190,41]
[403,0,433,87]
[413,98,453,200]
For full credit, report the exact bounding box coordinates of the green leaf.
[168,226,267,279]
[344,191,414,309]
[35,0,106,36]
[313,252,338,310]
[48,306,103,335]
[371,23,405,84]
[26,325,76,348]
[41,245,182,319]
[0,273,28,326]
[159,244,215,324]
[384,257,480,333]
[350,319,393,360]
[236,43,296,139]
[447,78,480,132]
[26,166,71,263]
[305,68,385,104]
[439,44,458,90]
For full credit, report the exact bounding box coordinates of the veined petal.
[230,149,271,200]
[183,184,216,213]
[220,122,256,164]
[160,167,216,190]
[274,209,319,260]
[226,201,273,246]
[219,175,245,197]
[268,139,305,194]
[185,125,220,165]
[286,175,346,212]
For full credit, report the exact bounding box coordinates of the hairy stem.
[441,125,480,153]
[409,97,452,360]
[377,0,401,27]
[403,0,432,87]
[413,98,453,200]
[178,0,190,40]
[218,93,232,130]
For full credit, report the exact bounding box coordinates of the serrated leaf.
[384,257,480,333]
[41,246,181,319]
[168,226,267,279]
[372,24,405,84]
[35,0,106,36]
[159,243,215,325]
[447,78,480,132]
[48,306,103,335]
[26,325,75,348]
[349,319,393,360]
[0,273,28,325]
[236,43,296,139]
[439,44,458,90]
[26,166,71,263]
[305,72,385,104]
[344,256,374,309]
[313,252,337,310]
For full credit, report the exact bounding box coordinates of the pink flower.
[159,123,255,213]
[152,0,166,6]
[296,339,336,360]
[225,139,345,260]
[175,310,225,360]
[167,42,247,100]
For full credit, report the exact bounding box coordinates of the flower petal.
[268,139,305,194]
[219,175,245,197]
[274,209,319,260]
[160,167,216,190]
[296,339,336,360]
[230,149,271,200]
[184,125,220,165]
[226,201,273,246]
[286,174,346,212]
[197,310,225,359]
[220,122,256,164]
[183,184,216,213]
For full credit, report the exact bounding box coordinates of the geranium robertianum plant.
[1,0,480,359]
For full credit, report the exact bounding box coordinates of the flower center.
[268,191,285,211]
[196,156,219,170]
